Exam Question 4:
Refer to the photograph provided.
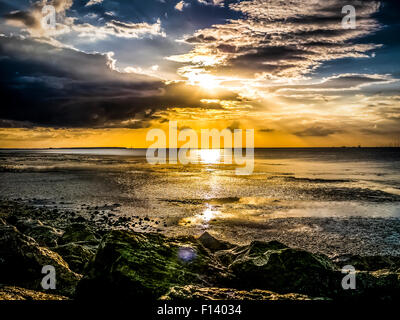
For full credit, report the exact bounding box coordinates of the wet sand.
[2,197,399,258]
[1,148,400,257]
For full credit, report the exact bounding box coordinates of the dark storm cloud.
[4,10,40,28]
[0,36,239,128]
[211,46,310,76]
[271,74,393,93]
[176,0,383,79]
[3,0,73,30]
[361,127,400,136]
[0,119,34,128]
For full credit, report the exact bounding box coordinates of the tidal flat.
[1,199,400,301]
[1,148,400,300]
[1,148,400,256]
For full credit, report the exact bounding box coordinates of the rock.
[197,232,233,252]
[53,243,96,274]
[0,286,68,300]
[59,223,99,245]
[9,217,38,232]
[76,230,230,300]
[6,215,18,225]
[26,225,63,248]
[215,240,288,266]
[332,254,400,272]
[338,270,400,301]
[14,219,62,247]
[73,216,86,223]
[161,285,328,300]
[0,223,82,297]
[222,240,336,297]
[117,216,130,224]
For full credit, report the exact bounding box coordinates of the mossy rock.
[197,232,234,252]
[54,243,96,274]
[14,219,63,247]
[59,223,99,245]
[216,240,288,266]
[332,254,400,272]
[76,230,230,300]
[226,241,336,297]
[0,224,81,297]
[336,270,400,301]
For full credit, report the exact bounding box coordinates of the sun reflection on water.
[202,207,217,222]
[179,204,221,228]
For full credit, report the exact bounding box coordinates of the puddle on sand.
[179,204,227,228]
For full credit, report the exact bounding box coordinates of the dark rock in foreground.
[76,230,230,300]
[221,240,338,297]
[1,200,400,301]
[197,232,234,252]
[340,270,400,301]
[0,223,81,297]
[53,243,96,274]
[161,285,328,300]
[76,229,400,301]
[59,223,100,245]
[332,254,400,272]
[0,286,68,300]
[11,218,63,247]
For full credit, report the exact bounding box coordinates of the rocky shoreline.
[1,199,399,301]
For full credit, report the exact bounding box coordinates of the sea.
[1,147,400,256]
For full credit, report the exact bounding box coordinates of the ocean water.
[1,148,400,256]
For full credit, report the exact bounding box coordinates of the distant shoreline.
[0,147,399,150]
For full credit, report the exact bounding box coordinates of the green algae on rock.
[53,242,96,274]
[0,223,81,297]
[1,198,400,302]
[13,218,63,247]
[332,254,400,272]
[226,242,337,297]
[76,230,230,300]
[59,223,100,245]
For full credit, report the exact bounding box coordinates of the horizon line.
[1,146,400,150]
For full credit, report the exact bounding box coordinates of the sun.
[191,73,221,90]
[199,149,221,164]
[197,74,219,90]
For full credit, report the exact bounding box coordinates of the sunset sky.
[0,0,399,148]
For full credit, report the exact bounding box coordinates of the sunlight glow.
[199,149,221,164]
[192,73,221,90]
[202,208,216,222]
[178,204,222,227]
